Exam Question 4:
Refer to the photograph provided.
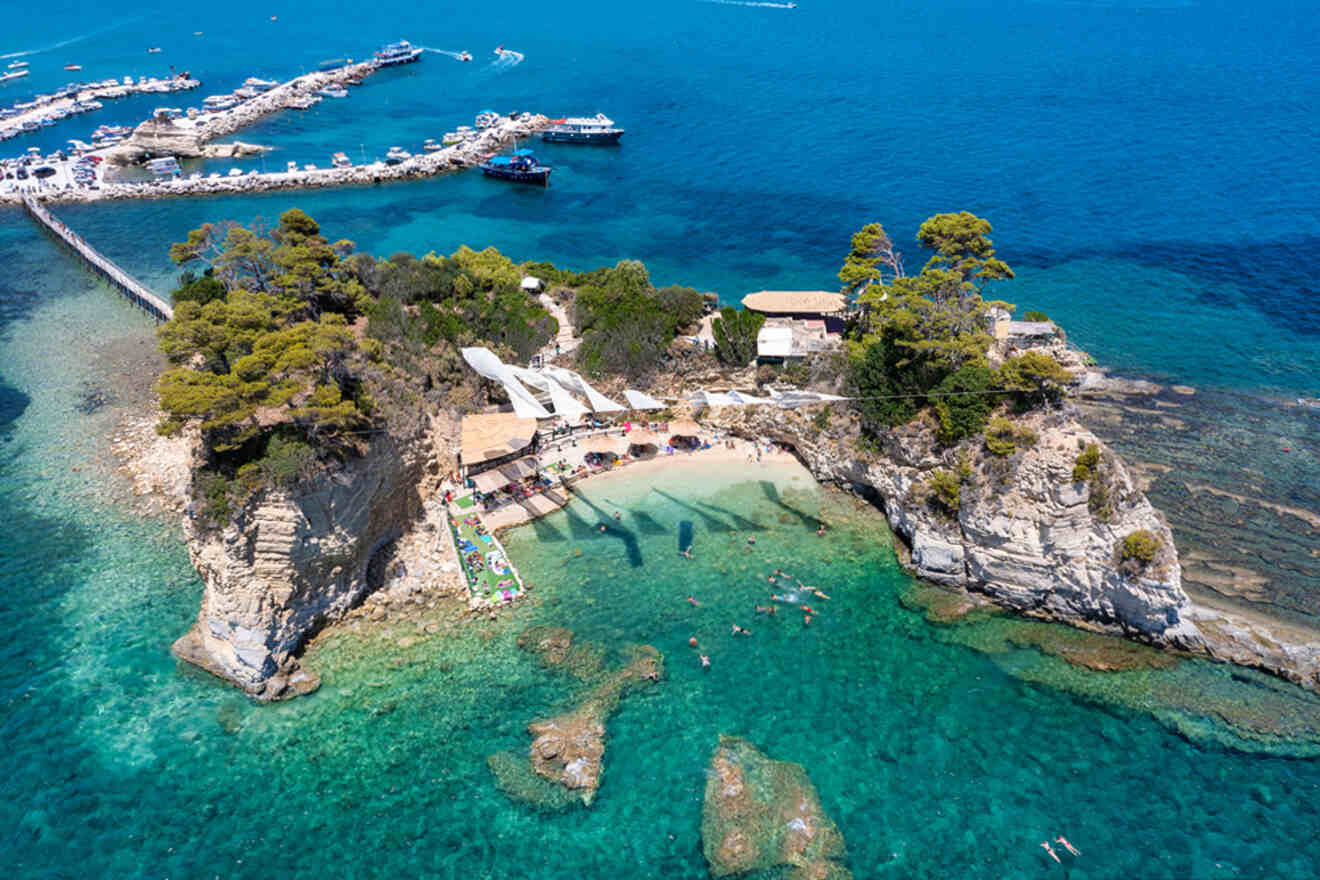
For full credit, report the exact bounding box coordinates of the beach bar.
[460,412,538,478]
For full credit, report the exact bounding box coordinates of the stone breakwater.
[117,62,379,159]
[0,75,200,142]
[2,113,551,206]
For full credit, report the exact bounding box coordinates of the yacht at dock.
[373,41,423,67]
[540,113,625,145]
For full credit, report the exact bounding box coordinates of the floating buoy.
[688,637,697,647]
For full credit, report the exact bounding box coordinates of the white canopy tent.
[623,389,667,410]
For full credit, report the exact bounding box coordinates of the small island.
[140,208,1319,700]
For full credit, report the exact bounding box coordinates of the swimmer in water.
[803,613,812,626]
[613,511,621,520]
[817,523,826,536]
[747,536,756,545]
[599,524,607,532]
[731,624,750,636]
[1040,842,1061,864]
[687,596,700,606]
[811,588,831,599]
[682,546,694,559]
[700,654,710,668]
[754,605,776,615]
[1056,836,1081,857]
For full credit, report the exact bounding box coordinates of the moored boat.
[541,113,625,145]
[317,85,348,98]
[422,138,443,152]
[373,40,423,67]
[479,149,551,185]
[331,151,352,168]
[384,146,412,164]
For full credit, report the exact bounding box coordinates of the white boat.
[317,86,347,98]
[303,164,316,171]
[8,61,28,69]
[331,151,351,168]
[0,70,30,84]
[202,95,238,111]
[458,51,472,62]
[64,64,82,72]
[384,146,411,164]
[233,87,261,99]
[286,160,298,172]
[147,47,162,54]
[243,77,279,91]
[441,133,462,146]
[423,138,444,152]
[228,168,243,176]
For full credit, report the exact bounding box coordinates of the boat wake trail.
[698,0,797,7]
[491,50,525,69]
[420,48,468,60]
[0,17,145,60]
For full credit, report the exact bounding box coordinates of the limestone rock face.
[702,735,851,880]
[171,430,428,700]
[705,406,1199,650]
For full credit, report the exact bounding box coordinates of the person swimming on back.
[731,624,750,636]
[699,654,710,668]
[1055,836,1080,857]
[1040,842,1061,864]
[754,605,777,615]
[682,545,694,559]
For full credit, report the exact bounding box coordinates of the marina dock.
[0,75,201,143]
[22,196,173,321]
[2,112,550,205]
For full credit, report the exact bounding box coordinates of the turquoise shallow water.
[3,0,1320,876]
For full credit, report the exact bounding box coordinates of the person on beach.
[1056,836,1081,857]
[1040,842,1061,864]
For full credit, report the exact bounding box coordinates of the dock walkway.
[22,196,173,322]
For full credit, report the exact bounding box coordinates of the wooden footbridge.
[22,196,173,322]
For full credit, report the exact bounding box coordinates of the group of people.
[684,568,833,667]
[1040,836,1081,863]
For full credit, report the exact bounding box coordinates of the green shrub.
[1088,478,1113,522]
[711,307,765,366]
[926,469,963,516]
[258,434,317,487]
[196,470,233,522]
[984,417,1037,456]
[933,365,998,444]
[998,351,1073,410]
[1022,310,1050,322]
[1119,530,1160,571]
[812,407,832,430]
[1073,443,1101,482]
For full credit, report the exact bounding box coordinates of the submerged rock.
[516,625,605,680]
[702,735,851,880]
[492,639,662,808]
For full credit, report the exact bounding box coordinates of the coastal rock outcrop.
[702,735,851,880]
[171,428,430,700]
[704,403,1199,649]
[490,636,662,808]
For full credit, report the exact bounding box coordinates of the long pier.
[22,196,173,321]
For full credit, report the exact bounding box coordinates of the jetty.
[0,74,200,143]
[2,112,551,205]
[22,196,173,321]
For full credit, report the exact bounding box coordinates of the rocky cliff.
[171,426,435,700]
[705,403,1199,642]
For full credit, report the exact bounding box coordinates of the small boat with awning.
[479,149,551,185]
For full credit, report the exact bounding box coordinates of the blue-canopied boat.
[540,113,625,145]
[479,149,552,185]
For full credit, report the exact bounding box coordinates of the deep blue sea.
[2,1,1319,876]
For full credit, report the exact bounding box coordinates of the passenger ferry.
[479,149,551,186]
[540,113,625,145]
[373,40,423,67]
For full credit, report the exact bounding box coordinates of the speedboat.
[228,168,243,176]
[384,146,411,164]
[422,138,443,152]
[317,86,347,98]
[8,61,28,69]
[64,64,82,72]
[331,151,351,168]
[479,149,551,186]
[243,77,279,91]
[441,132,463,146]
[286,160,298,172]
[458,51,472,62]
[147,47,162,54]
